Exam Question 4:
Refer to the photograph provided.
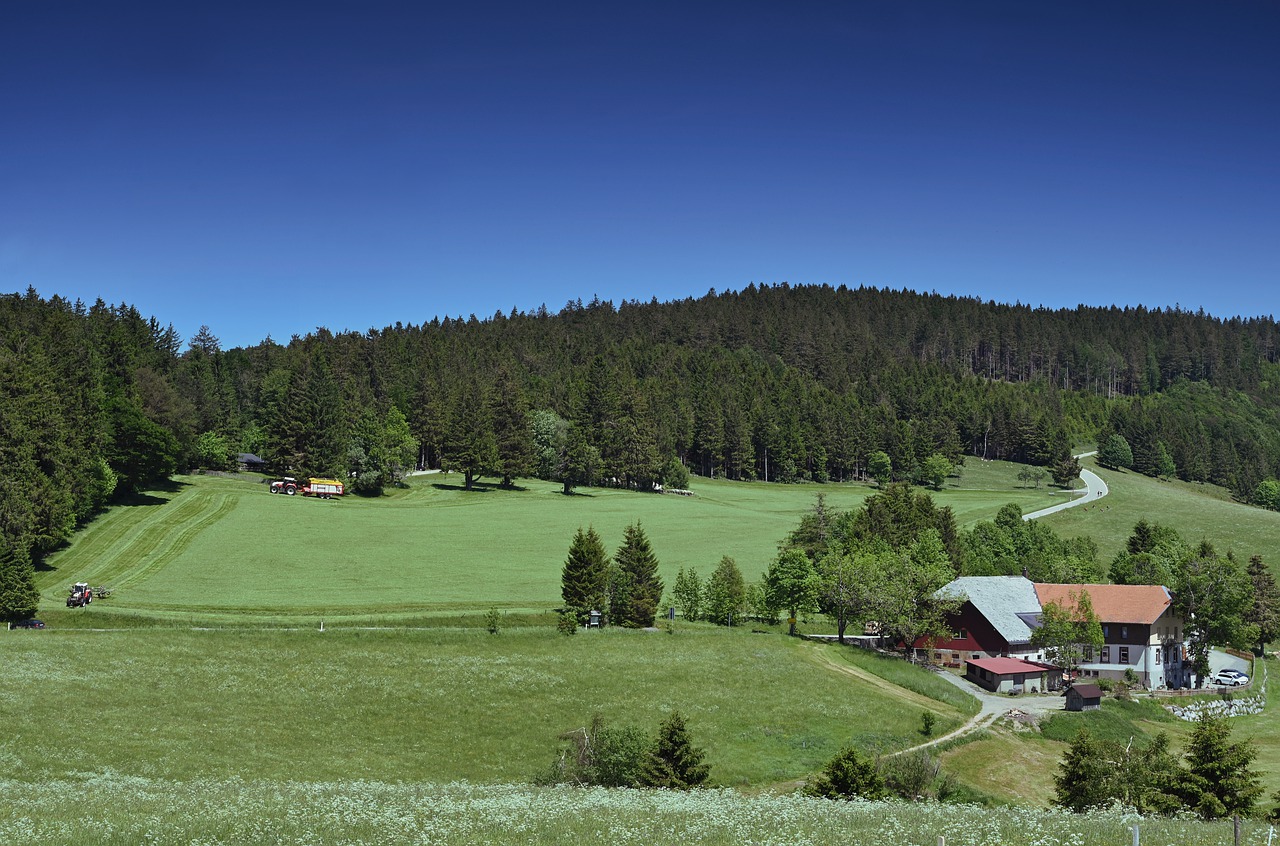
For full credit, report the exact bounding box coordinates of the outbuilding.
[1065,684,1103,712]
[964,656,1054,694]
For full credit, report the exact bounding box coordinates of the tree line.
[7,283,1280,618]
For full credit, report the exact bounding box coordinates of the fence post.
[1131,823,1140,846]
[1234,814,1242,846]
[937,836,944,846]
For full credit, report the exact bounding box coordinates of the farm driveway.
[1022,451,1109,521]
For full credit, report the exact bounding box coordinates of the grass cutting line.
[42,490,232,593]
[114,492,235,588]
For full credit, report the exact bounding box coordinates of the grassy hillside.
[35,463,1063,620]
[1042,456,1280,564]
[0,628,968,787]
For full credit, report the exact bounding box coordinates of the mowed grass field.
[35,464,1065,620]
[0,627,971,787]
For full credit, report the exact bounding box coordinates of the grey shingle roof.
[938,576,1041,646]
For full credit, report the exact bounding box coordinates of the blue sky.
[2,1,1277,348]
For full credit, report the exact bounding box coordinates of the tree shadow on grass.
[430,480,530,493]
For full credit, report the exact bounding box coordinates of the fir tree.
[1179,712,1262,819]
[611,522,664,627]
[0,541,39,622]
[640,710,710,789]
[561,527,609,625]
[805,746,885,800]
[1247,554,1280,653]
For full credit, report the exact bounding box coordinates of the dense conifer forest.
[4,283,1280,583]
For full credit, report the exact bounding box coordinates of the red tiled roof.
[966,656,1047,675]
[1033,583,1172,625]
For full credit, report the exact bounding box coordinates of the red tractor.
[67,582,93,608]
[269,477,344,498]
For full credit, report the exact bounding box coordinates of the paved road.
[1022,451,1109,521]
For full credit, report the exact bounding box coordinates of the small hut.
[1065,683,1103,712]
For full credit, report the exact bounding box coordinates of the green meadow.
[12,456,1280,832]
[34,462,1065,621]
[0,627,970,787]
[1042,455,1280,563]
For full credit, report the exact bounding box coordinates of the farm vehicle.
[67,583,92,607]
[269,477,344,498]
[66,583,113,607]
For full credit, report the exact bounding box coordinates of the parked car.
[11,619,45,629]
[1210,669,1249,686]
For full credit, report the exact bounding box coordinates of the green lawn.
[36,465,1063,621]
[0,626,968,787]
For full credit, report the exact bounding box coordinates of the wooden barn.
[1065,683,1103,711]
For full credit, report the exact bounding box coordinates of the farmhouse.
[920,576,1190,690]
[917,576,1050,667]
[1034,583,1188,689]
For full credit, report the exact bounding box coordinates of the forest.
[4,283,1280,587]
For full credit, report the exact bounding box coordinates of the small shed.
[236,453,266,471]
[1065,684,1103,712]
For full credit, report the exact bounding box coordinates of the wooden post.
[937,836,944,846]
[1234,814,1241,846]
[1131,823,1140,846]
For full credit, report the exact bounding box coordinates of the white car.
[1210,669,1249,687]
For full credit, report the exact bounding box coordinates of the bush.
[556,610,578,636]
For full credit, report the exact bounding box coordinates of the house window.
[972,653,980,660]
[1119,647,1130,664]
[1121,626,1128,639]
[1101,647,1110,663]
[934,652,941,659]
[1156,647,1162,662]
[1084,646,1094,661]
[959,628,968,640]
[1102,625,1109,638]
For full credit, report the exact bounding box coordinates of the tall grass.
[3,777,1269,846]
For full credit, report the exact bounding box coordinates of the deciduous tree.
[705,556,746,626]
[764,548,819,636]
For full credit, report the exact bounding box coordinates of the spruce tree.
[1179,712,1262,819]
[640,710,710,789]
[0,541,39,622]
[561,527,608,625]
[805,746,885,800]
[1247,554,1280,653]
[612,522,664,627]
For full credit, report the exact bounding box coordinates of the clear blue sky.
[2,1,1277,348]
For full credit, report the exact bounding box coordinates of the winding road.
[1021,451,1108,521]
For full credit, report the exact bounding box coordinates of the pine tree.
[1053,729,1117,812]
[612,522,664,627]
[561,527,609,626]
[640,711,710,789]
